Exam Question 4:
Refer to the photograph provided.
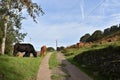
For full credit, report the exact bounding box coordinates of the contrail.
[80,0,85,20]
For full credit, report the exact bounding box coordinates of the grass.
[0,55,42,80]
[63,41,120,58]
[63,41,120,80]
[49,51,60,69]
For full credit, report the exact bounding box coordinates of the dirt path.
[37,52,92,80]
[51,52,92,80]
[37,52,52,80]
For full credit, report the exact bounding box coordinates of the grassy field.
[62,41,120,80]
[0,56,42,80]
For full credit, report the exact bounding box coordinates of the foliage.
[104,25,120,36]
[47,47,55,52]
[57,46,65,51]
[80,24,120,42]
[103,28,110,36]
[5,14,27,55]
[0,0,44,55]
[80,33,90,43]
[0,13,27,55]
[89,30,103,42]
[0,56,42,80]
[0,0,44,22]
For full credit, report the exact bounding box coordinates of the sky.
[21,0,120,50]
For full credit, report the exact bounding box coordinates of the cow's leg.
[43,51,45,56]
[23,52,27,57]
[26,52,30,57]
[41,50,44,56]
[40,51,43,57]
[23,51,29,57]
[43,51,46,56]
[27,52,31,57]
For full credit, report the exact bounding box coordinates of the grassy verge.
[49,52,60,69]
[63,41,120,80]
[49,52,62,80]
[0,56,42,80]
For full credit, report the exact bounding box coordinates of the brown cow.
[40,45,47,56]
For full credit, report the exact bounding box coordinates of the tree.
[103,25,120,37]
[110,25,118,32]
[103,28,110,36]
[5,13,27,55]
[91,30,103,41]
[80,33,90,43]
[47,47,55,52]
[0,21,4,45]
[0,0,44,55]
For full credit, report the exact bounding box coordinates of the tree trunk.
[1,2,9,55]
[1,22,7,55]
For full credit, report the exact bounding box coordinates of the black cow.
[13,43,37,57]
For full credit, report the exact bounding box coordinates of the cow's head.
[33,52,37,57]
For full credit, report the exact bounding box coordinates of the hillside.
[62,41,120,80]
[61,24,120,80]
[81,25,119,42]
[100,30,120,43]
[66,24,120,49]
[74,43,120,80]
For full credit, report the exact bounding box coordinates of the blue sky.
[21,0,120,50]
